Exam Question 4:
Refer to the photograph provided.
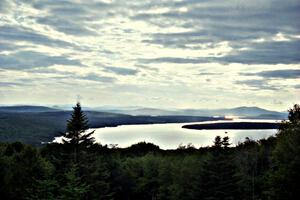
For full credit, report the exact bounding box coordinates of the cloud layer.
[0,0,299,110]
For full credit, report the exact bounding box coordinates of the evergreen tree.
[28,179,58,200]
[222,136,231,148]
[59,165,89,200]
[269,104,300,199]
[63,102,95,148]
[200,136,239,200]
[213,136,223,148]
[287,104,300,124]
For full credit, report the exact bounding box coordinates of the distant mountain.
[90,106,287,119]
[0,105,287,119]
[92,106,287,119]
[180,106,287,119]
[0,105,60,113]
[103,108,178,116]
[224,106,281,116]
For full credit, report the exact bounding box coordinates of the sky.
[0,0,299,111]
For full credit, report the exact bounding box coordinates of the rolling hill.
[0,105,59,113]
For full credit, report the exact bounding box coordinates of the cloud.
[220,40,300,64]
[31,0,114,36]
[235,79,280,91]
[139,57,207,64]
[198,72,223,76]
[0,25,73,48]
[104,67,139,76]
[0,81,29,87]
[139,39,300,65]
[134,0,300,64]
[0,0,11,13]
[241,69,300,79]
[0,51,82,70]
[136,65,159,72]
[36,17,97,36]
[0,42,21,52]
[25,68,74,75]
[81,73,116,82]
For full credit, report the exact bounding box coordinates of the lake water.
[77,119,278,149]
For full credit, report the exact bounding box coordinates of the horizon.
[0,0,299,110]
[0,103,289,112]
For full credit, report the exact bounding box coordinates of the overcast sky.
[0,0,299,110]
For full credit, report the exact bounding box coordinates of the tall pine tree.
[63,102,95,148]
[63,103,95,163]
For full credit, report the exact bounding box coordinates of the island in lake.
[182,122,279,130]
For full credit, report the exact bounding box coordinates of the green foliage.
[27,179,58,200]
[0,143,55,200]
[0,112,68,146]
[199,136,239,200]
[268,104,300,199]
[83,155,114,199]
[59,165,89,200]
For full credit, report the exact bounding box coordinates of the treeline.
[0,104,299,200]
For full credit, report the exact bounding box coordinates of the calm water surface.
[86,119,278,149]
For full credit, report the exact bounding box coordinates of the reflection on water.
[89,119,278,149]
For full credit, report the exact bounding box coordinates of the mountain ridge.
[0,105,287,119]
[94,106,287,119]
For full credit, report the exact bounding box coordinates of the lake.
[84,119,278,149]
